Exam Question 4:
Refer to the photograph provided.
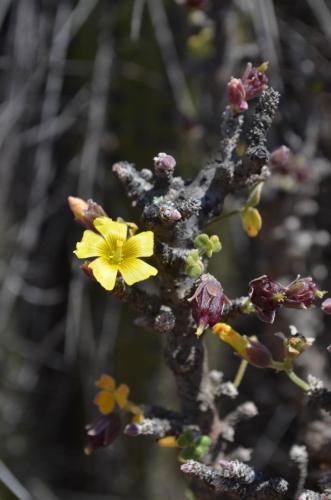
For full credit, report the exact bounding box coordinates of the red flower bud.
[227,78,248,113]
[153,152,176,179]
[246,340,273,368]
[284,276,321,309]
[241,62,268,100]
[68,196,107,230]
[321,298,331,315]
[269,146,291,174]
[249,275,286,323]
[188,274,229,336]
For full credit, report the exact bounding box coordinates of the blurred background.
[0,0,331,498]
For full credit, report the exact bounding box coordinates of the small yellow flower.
[94,374,130,415]
[74,216,158,291]
[212,322,248,358]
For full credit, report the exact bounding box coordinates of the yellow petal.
[93,217,127,243]
[95,374,116,391]
[94,391,115,415]
[114,384,130,408]
[74,230,108,259]
[123,231,154,259]
[119,258,158,286]
[88,257,118,291]
[212,323,248,358]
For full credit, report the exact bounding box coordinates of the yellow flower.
[74,216,158,291]
[94,374,130,415]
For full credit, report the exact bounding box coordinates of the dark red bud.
[188,274,229,333]
[153,152,176,179]
[241,62,268,100]
[68,196,107,230]
[246,340,273,368]
[85,413,122,454]
[284,277,319,309]
[227,78,248,113]
[269,146,290,174]
[321,298,331,315]
[249,275,286,324]
[124,423,139,437]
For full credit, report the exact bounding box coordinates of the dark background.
[0,0,331,498]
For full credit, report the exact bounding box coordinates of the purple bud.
[188,274,229,336]
[321,298,331,315]
[124,423,139,437]
[227,78,248,113]
[241,62,268,100]
[68,196,107,230]
[246,340,273,368]
[249,275,286,324]
[283,277,319,309]
[85,413,122,454]
[159,205,182,223]
[269,146,291,174]
[327,345,331,353]
[153,152,176,179]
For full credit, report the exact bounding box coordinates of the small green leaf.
[177,430,194,448]
[193,445,206,458]
[179,446,196,461]
[185,489,196,500]
[196,435,211,447]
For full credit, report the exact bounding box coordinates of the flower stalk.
[286,371,310,392]
[233,359,248,388]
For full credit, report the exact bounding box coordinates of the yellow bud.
[132,414,144,424]
[68,196,88,221]
[241,207,262,237]
[257,61,269,73]
[158,436,178,448]
[187,28,214,56]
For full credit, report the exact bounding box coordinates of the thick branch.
[181,459,288,499]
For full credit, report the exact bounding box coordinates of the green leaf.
[177,430,194,448]
[195,435,211,447]
[179,446,196,461]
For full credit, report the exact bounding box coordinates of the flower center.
[111,240,124,264]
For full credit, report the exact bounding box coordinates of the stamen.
[112,240,124,264]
